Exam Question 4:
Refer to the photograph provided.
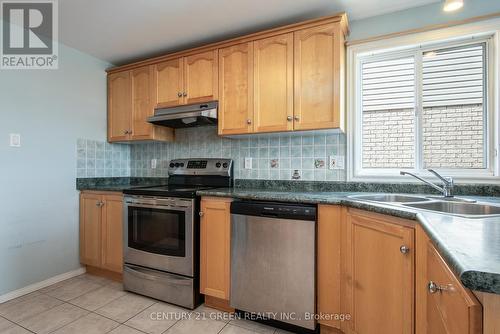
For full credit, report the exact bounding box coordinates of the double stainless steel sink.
[348,194,500,218]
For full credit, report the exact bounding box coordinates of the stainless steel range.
[123,158,233,309]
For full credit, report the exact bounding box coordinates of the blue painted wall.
[349,0,500,41]
[0,34,110,295]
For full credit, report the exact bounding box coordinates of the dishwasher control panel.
[231,201,316,221]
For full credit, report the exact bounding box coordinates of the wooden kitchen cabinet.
[80,191,124,274]
[154,50,218,107]
[253,33,294,133]
[108,66,174,142]
[416,225,482,334]
[341,209,415,334]
[108,71,132,141]
[318,205,343,331]
[200,197,232,304]
[218,43,254,135]
[294,23,346,131]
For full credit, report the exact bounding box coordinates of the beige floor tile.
[124,302,188,334]
[0,292,41,309]
[69,285,126,311]
[106,281,124,291]
[45,277,102,301]
[0,316,15,331]
[79,274,113,285]
[108,325,145,334]
[229,319,276,334]
[95,293,155,323]
[220,324,265,334]
[0,293,62,323]
[1,324,33,334]
[165,317,227,334]
[192,304,232,323]
[19,303,89,334]
[38,277,82,293]
[52,312,119,334]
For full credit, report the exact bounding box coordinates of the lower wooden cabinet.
[79,191,123,274]
[200,197,232,300]
[416,225,482,334]
[341,209,415,334]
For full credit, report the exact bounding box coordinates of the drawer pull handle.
[428,281,455,294]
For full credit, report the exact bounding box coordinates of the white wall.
[0,38,110,295]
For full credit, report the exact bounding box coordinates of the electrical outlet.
[244,157,252,169]
[9,134,21,147]
[329,155,345,170]
[151,159,157,169]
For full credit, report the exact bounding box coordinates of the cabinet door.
[101,194,124,273]
[108,71,132,142]
[253,33,293,133]
[318,205,342,330]
[218,43,254,135]
[342,209,414,334]
[416,226,482,334]
[200,197,232,300]
[80,192,102,267]
[131,66,154,140]
[184,50,218,104]
[294,23,344,130]
[154,58,184,108]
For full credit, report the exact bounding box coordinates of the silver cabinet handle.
[247,119,252,124]
[400,245,410,254]
[96,201,104,207]
[183,92,187,97]
[123,130,128,135]
[287,116,293,121]
[199,211,204,217]
[177,92,182,97]
[428,281,454,294]
[294,116,300,121]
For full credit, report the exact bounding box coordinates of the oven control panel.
[168,158,233,177]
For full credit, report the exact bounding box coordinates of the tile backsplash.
[77,127,346,181]
[130,127,346,181]
[76,139,130,177]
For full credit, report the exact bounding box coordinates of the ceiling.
[59,0,440,65]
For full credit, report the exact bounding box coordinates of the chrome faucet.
[400,169,454,197]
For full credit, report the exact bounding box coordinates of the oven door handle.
[125,266,192,286]
[125,203,192,210]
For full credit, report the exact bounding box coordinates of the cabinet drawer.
[426,242,482,334]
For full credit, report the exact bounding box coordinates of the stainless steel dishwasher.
[230,201,317,332]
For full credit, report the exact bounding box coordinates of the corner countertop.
[197,187,500,295]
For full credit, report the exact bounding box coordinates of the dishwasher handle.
[231,201,316,221]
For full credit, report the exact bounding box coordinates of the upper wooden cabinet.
[218,43,254,135]
[416,225,482,334]
[108,71,132,141]
[154,50,218,108]
[107,13,348,138]
[108,66,174,142]
[153,58,184,108]
[294,23,345,131]
[253,33,294,133]
[341,209,414,334]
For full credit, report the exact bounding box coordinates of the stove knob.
[215,162,221,168]
[222,162,228,168]
[169,163,175,168]
[180,163,184,167]
[175,163,180,167]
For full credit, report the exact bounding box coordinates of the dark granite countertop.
[197,187,500,295]
[77,177,168,192]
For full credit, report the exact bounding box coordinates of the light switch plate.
[329,155,345,170]
[9,134,21,147]
[244,157,252,169]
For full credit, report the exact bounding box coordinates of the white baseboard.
[0,267,86,304]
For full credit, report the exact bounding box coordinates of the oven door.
[124,196,195,277]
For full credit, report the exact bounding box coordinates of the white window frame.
[347,18,500,184]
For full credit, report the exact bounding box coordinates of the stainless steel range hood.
[148,101,218,128]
